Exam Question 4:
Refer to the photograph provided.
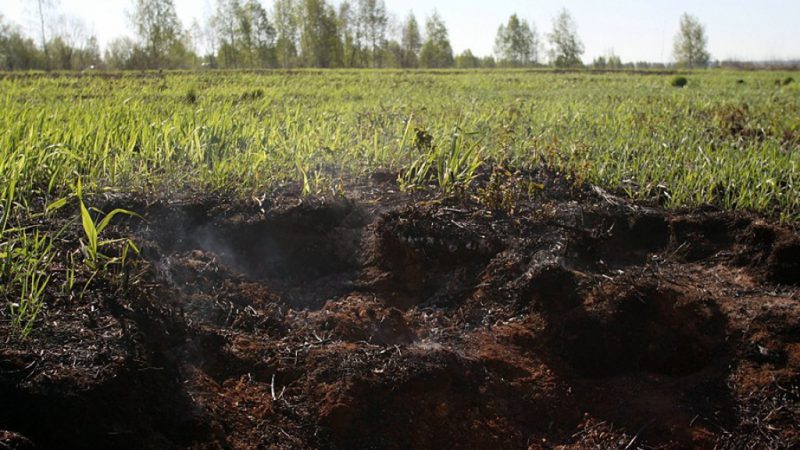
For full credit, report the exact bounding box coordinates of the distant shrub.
[413,127,433,151]
[671,76,688,88]
[240,89,265,101]
[736,79,745,85]
[184,87,198,104]
[783,77,794,86]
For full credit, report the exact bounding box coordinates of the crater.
[140,199,368,310]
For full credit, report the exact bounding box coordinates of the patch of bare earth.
[2,170,798,449]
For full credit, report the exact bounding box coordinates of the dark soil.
[2,169,799,449]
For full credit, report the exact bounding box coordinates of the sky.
[3,0,799,63]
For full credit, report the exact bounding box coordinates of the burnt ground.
[1,168,799,449]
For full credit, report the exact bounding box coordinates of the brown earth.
[1,168,799,449]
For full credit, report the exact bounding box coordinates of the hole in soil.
[557,286,726,378]
[362,209,501,308]
[569,212,670,269]
[143,200,368,309]
[669,215,747,262]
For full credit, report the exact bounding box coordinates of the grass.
[0,68,799,334]
[1,69,797,213]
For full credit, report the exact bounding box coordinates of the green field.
[2,70,798,212]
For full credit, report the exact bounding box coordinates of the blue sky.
[3,0,799,62]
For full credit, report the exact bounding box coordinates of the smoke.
[139,201,366,310]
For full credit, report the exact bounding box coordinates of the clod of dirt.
[767,237,800,285]
[312,294,416,345]
[556,284,727,377]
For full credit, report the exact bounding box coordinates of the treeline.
[0,14,102,70]
[1,0,592,71]
[2,0,745,71]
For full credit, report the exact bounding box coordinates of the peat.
[1,170,799,449]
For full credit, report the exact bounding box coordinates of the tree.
[494,14,539,67]
[213,0,276,68]
[0,15,9,42]
[399,11,421,68]
[547,9,584,68]
[338,0,368,67]
[29,0,57,68]
[212,0,241,67]
[592,55,606,69]
[607,53,622,69]
[0,15,44,70]
[480,55,496,68]
[673,13,710,68]
[188,18,213,66]
[357,0,387,67]
[167,28,199,68]
[593,51,622,69]
[245,0,277,67]
[232,0,275,67]
[77,35,102,68]
[273,0,299,67]
[49,15,99,70]
[455,49,480,68]
[419,11,453,68]
[47,35,73,69]
[337,1,358,67]
[104,36,147,69]
[335,0,388,68]
[298,0,341,67]
[382,39,403,68]
[130,0,183,68]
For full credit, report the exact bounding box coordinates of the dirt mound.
[2,172,799,449]
[555,284,726,377]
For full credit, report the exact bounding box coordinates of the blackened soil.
[2,169,799,449]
